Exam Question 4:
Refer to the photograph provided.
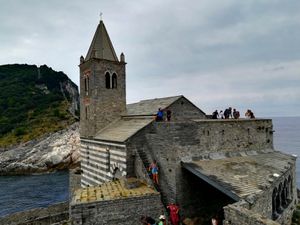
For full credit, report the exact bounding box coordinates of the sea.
[0,117,299,217]
[0,171,68,217]
[272,117,300,187]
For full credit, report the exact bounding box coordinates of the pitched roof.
[85,20,118,61]
[94,117,153,142]
[126,95,182,116]
[182,151,295,201]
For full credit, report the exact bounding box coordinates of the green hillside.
[0,64,79,148]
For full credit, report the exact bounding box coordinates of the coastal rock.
[0,123,80,175]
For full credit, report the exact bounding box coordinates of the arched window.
[276,184,283,214]
[288,176,293,200]
[281,181,287,208]
[84,76,89,95]
[105,72,110,89]
[85,106,88,120]
[112,73,117,89]
[272,188,278,220]
[84,77,87,91]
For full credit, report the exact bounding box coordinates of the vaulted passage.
[180,166,235,224]
[181,152,295,222]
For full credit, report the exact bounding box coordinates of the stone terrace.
[73,179,158,203]
[70,179,164,225]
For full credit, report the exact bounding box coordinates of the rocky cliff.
[0,64,80,174]
[0,123,80,175]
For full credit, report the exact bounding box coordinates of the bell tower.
[79,19,126,138]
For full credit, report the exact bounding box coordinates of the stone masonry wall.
[224,202,279,225]
[167,97,206,121]
[127,123,177,204]
[80,59,126,138]
[127,119,274,215]
[248,166,296,219]
[70,194,164,225]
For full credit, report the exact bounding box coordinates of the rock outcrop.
[0,123,80,175]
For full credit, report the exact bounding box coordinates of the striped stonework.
[80,138,127,187]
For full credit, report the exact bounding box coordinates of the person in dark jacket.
[212,110,218,119]
[156,108,163,121]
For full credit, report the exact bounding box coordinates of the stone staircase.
[136,140,170,207]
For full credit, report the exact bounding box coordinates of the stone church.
[70,19,298,225]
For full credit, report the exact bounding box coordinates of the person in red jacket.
[167,203,180,225]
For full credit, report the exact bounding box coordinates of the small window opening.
[105,72,110,89]
[84,76,89,95]
[112,73,117,89]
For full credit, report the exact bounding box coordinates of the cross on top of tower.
[100,12,103,22]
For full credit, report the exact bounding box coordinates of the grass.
[0,100,76,148]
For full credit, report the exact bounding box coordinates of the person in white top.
[218,110,224,119]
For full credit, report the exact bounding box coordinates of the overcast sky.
[0,0,299,117]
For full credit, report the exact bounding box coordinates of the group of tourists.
[141,204,179,225]
[156,108,172,122]
[212,107,255,119]
[141,208,221,225]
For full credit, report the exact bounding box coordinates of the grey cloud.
[0,0,299,116]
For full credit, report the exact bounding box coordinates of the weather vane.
[100,12,103,21]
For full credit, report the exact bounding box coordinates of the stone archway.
[272,188,278,220]
[282,179,288,207]
[288,176,293,199]
[276,184,282,214]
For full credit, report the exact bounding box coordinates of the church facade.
[71,19,298,225]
